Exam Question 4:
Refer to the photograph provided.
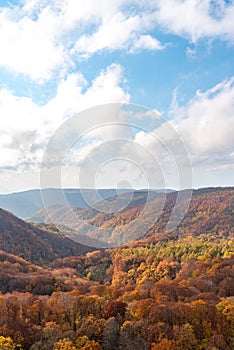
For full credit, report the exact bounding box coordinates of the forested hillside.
[0,188,233,349]
[0,233,233,349]
[0,209,94,264]
[31,187,234,247]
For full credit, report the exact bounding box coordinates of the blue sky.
[0,0,234,193]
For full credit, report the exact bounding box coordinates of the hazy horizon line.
[0,185,233,196]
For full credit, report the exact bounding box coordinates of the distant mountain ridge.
[0,188,174,219]
[30,187,234,247]
[0,188,119,218]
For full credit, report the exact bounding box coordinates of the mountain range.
[30,187,234,248]
[0,186,233,264]
[0,188,119,218]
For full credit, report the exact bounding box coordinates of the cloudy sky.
[0,0,234,193]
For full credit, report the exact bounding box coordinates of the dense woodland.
[0,188,233,349]
[0,234,233,349]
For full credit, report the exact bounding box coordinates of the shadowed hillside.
[0,208,94,264]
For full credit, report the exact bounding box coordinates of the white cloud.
[171,78,234,162]
[0,5,65,81]
[154,0,234,43]
[129,34,164,53]
[73,11,165,56]
[73,12,139,54]
[82,64,129,105]
[0,64,129,173]
[0,0,164,80]
[0,1,233,80]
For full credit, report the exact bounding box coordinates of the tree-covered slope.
[0,208,94,265]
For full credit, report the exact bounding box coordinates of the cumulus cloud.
[0,0,164,80]
[59,75,234,189]
[154,0,234,43]
[170,78,234,167]
[0,4,65,81]
[73,12,165,57]
[0,63,129,171]
[129,34,164,53]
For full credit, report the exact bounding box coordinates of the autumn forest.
[0,187,233,350]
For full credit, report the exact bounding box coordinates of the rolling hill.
[0,208,94,265]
